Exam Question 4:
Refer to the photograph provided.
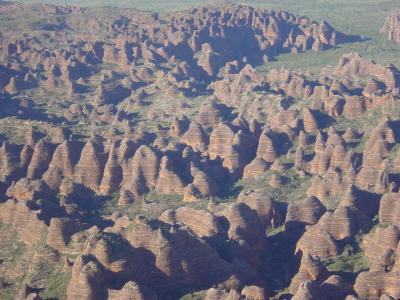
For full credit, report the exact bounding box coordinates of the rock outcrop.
[381,12,400,44]
[0,1,399,300]
[285,197,326,230]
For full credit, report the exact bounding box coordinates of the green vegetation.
[0,0,397,297]
[16,0,400,73]
[267,224,286,236]
[324,250,369,274]
[324,231,370,274]
[270,288,290,300]
[31,251,71,300]
[256,0,400,73]
[100,190,185,220]
[334,106,384,134]
[235,168,312,204]
[0,222,71,300]
[0,222,28,300]
[179,290,206,300]
[323,194,342,210]
[18,0,216,11]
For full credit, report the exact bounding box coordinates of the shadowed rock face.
[354,231,400,299]
[2,0,400,299]
[46,217,81,251]
[155,155,185,194]
[285,197,326,230]
[256,129,280,163]
[42,141,77,190]
[291,275,351,300]
[120,215,261,295]
[66,255,107,300]
[100,142,123,194]
[289,254,329,294]
[74,139,106,192]
[122,145,160,196]
[243,157,270,179]
[0,198,48,245]
[181,122,209,151]
[160,206,224,242]
[333,52,400,93]
[362,225,400,271]
[1,50,400,298]
[27,139,55,180]
[379,192,400,225]
[237,189,280,226]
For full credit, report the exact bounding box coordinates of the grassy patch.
[0,222,71,300]
[333,106,385,134]
[15,0,400,73]
[323,250,369,274]
[179,290,206,300]
[100,190,185,220]
[235,168,312,204]
[323,194,342,210]
[35,258,71,300]
[323,231,370,275]
[267,224,286,236]
[0,222,28,299]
